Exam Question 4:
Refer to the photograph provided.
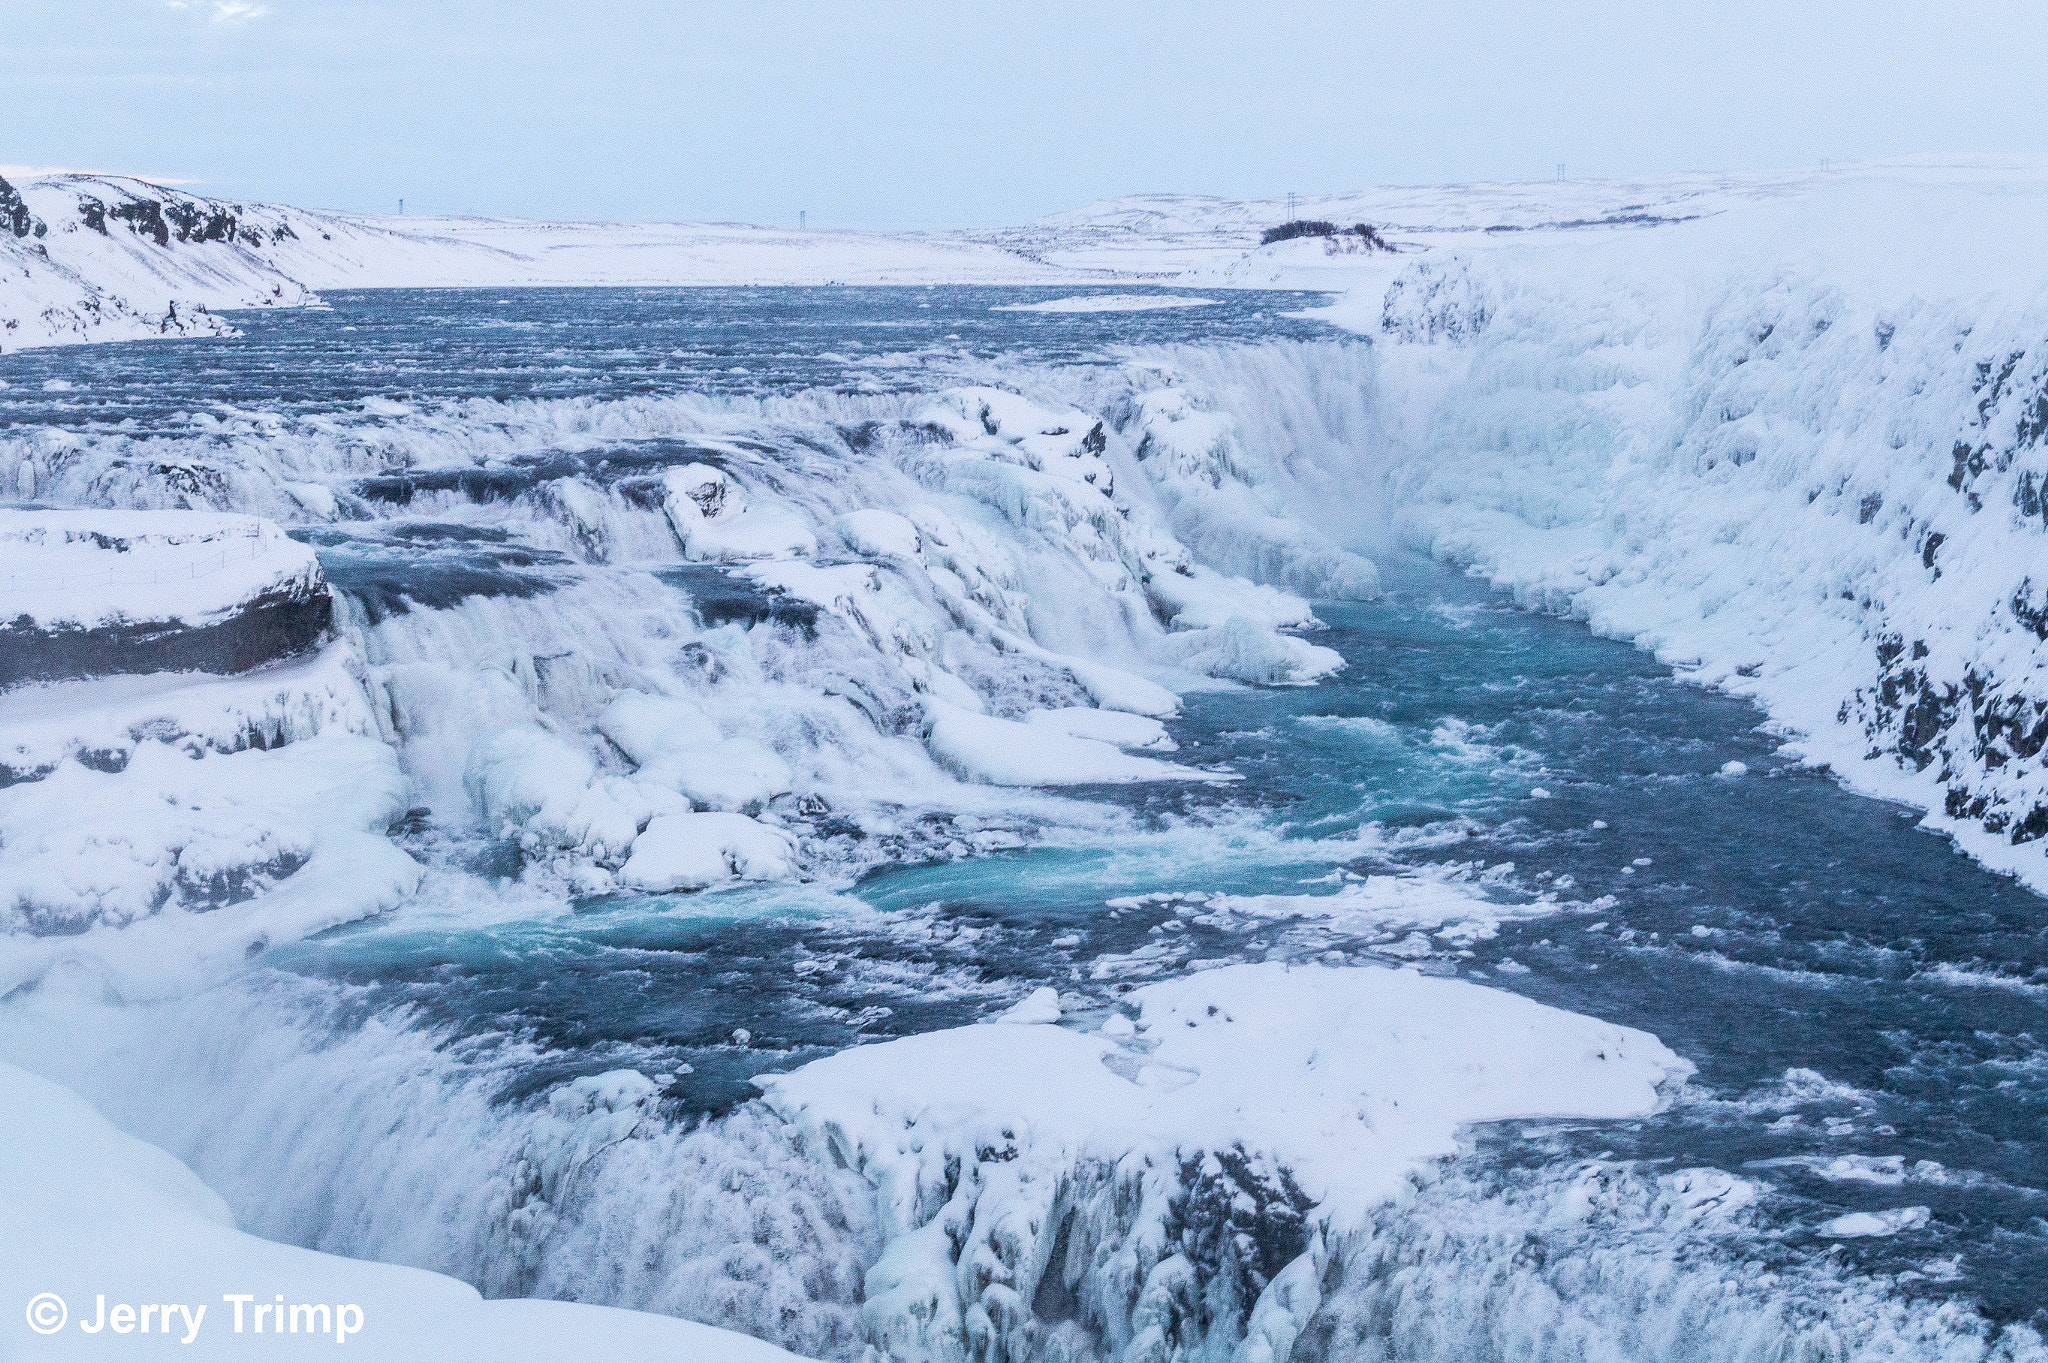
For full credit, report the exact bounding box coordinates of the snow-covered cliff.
[1347,162,2048,887]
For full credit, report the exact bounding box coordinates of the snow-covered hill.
[0,173,1094,353]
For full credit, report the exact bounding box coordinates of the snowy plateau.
[1,157,2046,1363]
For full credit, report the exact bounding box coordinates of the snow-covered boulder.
[921,700,1210,785]
[835,508,923,559]
[662,464,816,562]
[1024,706,1178,751]
[1162,615,1346,686]
[599,692,795,811]
[618,812,797,891]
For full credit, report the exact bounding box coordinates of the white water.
[4,267,2047,1361]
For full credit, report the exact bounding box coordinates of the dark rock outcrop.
[0,586,332,690]
[0,175,43,239]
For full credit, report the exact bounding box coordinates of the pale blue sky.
[6,1,2046,227]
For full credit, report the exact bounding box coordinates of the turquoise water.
[280,554,2045,1324]
[5,285,2042,1347]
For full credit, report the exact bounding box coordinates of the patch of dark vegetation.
[1260,219,1393,247]
[1261,220,1338,245]
[74,747,130,775]
[0,761,58,789]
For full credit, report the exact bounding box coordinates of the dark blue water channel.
[282,554,2048,1328]
[6,286,2041,1333]
[0,284,1332,421]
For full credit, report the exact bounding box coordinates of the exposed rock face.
[0,175,42,240]
[0,587,332,690]
[74,188,290,248]
[1848,348,2048,845]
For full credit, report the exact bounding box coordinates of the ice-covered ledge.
[753,963,1689,1363]
[0,510,330,689]
[0,1059,815,1361]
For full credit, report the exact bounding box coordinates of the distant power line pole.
[1556,164,1564,182]
[800,210,806,230]
[399,198,404,215]
[1287,191,1296,220]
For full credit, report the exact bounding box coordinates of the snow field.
[0,509,321,630]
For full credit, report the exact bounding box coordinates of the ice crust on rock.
[755,962,1686,1363]
[619,812,797,891]
[991,295,1219,313]
[664,463,818,562]
[0,631,417,1000]
[923,701,1211,786]
[1025,705,1178,751]
[836,507,924,559]
[1104,872,1565,963]
[0,509,322,631]
[1818,1206,1933,1238]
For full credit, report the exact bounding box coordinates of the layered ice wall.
[1352,166,2048,884]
